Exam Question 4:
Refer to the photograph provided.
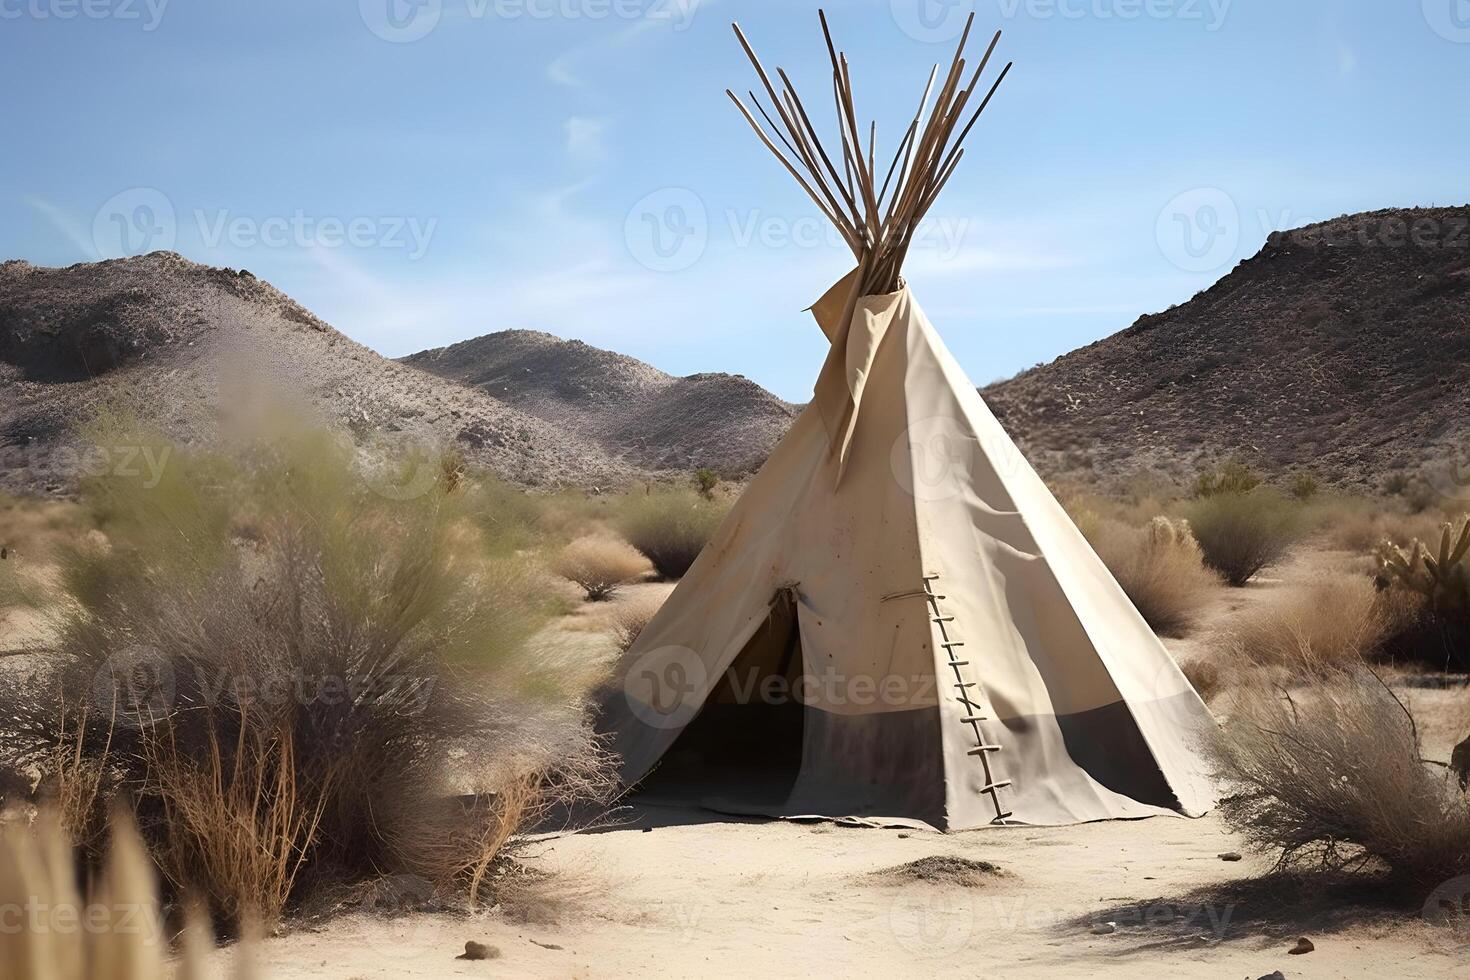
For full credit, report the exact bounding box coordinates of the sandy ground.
[223,804,1464,979]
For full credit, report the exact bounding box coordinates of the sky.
[3,0,1467,400]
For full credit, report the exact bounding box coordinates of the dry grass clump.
[0,423,610,930]
[1178,656,1226,704]
[1182,487,1309,586]
[1226,573,1391,671]
[609,594,666,654]
[1208,668,1470,888]
[1314,497,1450,555]
[1090,517,1220,637]
[615,488,728,580]
[0,492,87,558]
[0,554,32,612]
[0,813,253,979]
[552,536,651,601]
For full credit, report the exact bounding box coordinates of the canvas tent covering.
[598,13,1217,830]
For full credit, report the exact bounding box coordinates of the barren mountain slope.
[983,206,1470,491]
[0,252,634,494]
[404,330,798,475]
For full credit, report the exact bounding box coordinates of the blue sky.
[3,0,1467,400]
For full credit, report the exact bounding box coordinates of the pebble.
[1091,922,1117,935]
[1289,937,1315,955]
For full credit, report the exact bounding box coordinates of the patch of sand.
[224,805,1464,979]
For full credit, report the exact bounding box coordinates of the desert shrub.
[1090,517,1220,637]
[461,472,556,556]
[1192,457,1262,498]
[1182,488,1309,586]
[1061,493,1102,542]
[610,594,666,654]
[615,488,729,580]
[1384,472,1412,496]
[0,425,608,928]
[552,536,650,601]
[693,468,719,501]
[0,492,87,556]
[1288,472,1320,501]
[1402,476,1445,515]
[0,554,32,611]
[1316,497,1450,556]
[1208,668,1470,887]
[1178,656,1225,703]
[1226,572,1389,671]
[1067,481,1181,531]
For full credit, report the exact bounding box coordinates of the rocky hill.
[983,206,1470,492]
[0,252,634,494]
[403,331,797,475]
[6,205,1466,499]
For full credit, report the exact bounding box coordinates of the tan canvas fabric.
[600,277,1217,830]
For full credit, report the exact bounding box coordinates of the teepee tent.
[598,12,1217,830]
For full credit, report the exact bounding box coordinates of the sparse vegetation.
[1183,487,1309,586]
[1317,497,1449,555]
[610,594,665,654]
[693,468,720,501]
[1208,668,1470,888]
[0,813,242,979]
[1090,516,1220,637]
[0,424,610,930]
[1178,656,1224,703]
[552,535,651,601]
[1226,573,1390,671]
[1288,472,1320,501]
[1192,458,1263,498]
[615,487,728,580]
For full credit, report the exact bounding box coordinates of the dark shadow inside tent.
[636,590,806,811]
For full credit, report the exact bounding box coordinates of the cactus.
[1376,515,1470,614]
[1146,516,1202,560]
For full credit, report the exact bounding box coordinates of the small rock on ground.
[457,941,501,961]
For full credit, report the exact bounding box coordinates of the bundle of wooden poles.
[728,10,1012,298]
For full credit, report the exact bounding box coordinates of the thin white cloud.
[564,116,609,164]
[547,0,717,88]
[23,196,97,259]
